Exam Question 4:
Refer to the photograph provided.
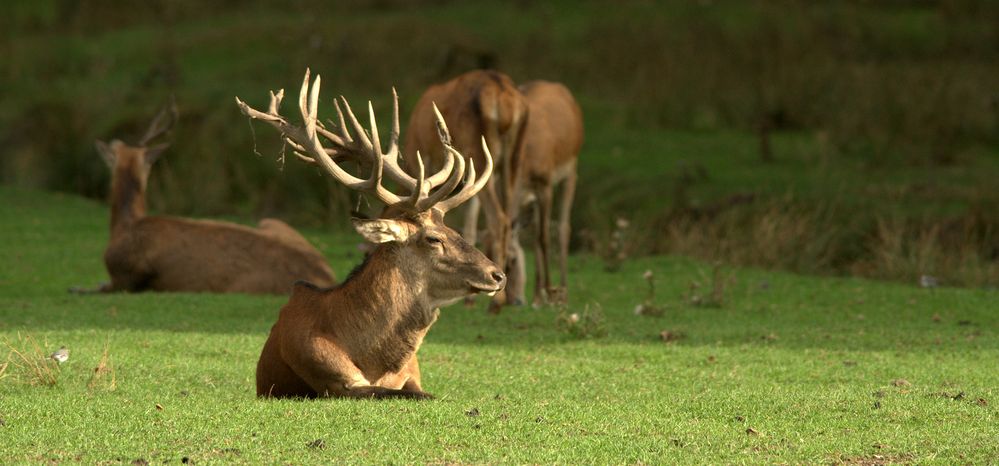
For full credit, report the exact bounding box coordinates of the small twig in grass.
[634,269,665,317]
[87,341,117,391]
[685,262,734,308]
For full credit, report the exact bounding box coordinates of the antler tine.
[418,103,459,188]
[268,89,284,115]
[432,102,453,145]
[417,145,466,211]
[303,71,321,143]
[237,70,410,206]
[375,86,424,189]
[334,99,351,143]
[298,69,312,135]
[139,96,178,146]
[338,96,373,151]
[406,151,427,207]
[342,93,421,191]
[435,136,494,213]
[368,101,382,157]
[388,87,401,155]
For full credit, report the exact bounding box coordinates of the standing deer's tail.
[476,75,529,309]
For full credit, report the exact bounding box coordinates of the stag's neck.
[330,245,436,371]
[109,171,147,232]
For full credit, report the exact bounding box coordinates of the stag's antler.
[236,69,491,213]
[139,96,178,146]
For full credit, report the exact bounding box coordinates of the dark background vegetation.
[1,0,997,286]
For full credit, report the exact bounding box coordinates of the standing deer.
[79,101,335,294]
[508,81,584,306]
[237,70,505,399]
[404,70,528,311]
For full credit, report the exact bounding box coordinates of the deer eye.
[425,235,444,246]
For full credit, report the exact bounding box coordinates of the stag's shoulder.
[289,280,334,301]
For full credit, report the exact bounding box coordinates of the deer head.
[237,70,506,304]
[96,99,177,185]
[95,99,178,227]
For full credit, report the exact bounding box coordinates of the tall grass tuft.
[2,334,61,387]
[87,342,117,392]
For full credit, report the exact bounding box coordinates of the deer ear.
[95,140,115,168]
[143,142,171,167]
[352,218,414,244]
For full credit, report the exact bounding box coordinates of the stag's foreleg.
[286,338,433,400]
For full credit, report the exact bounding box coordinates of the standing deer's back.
[404,70,527,176]
[515,81,583,190]
[403,70,528,312]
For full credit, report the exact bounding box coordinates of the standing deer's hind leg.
[558,171,576,288]
[462,196,482,307]
[556,169,577,302]
[504,182,528,307]
[533,185,554,307]
[506,230,526,307]
[462,196,481,246]
[480,178,510,313]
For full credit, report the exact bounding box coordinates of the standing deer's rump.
[237,69,505,399]
[507,81,584,306]
[404,70,528,312]
[79,101,335,295]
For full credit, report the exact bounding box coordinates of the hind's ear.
[352,218,414,244]
[143,142,171,168]
[95,140,115,168]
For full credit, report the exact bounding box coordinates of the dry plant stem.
[88,342,117,391]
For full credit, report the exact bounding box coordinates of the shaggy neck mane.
[325,243,436,373]
[109,168,147,232]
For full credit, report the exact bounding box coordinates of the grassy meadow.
[1,187,997,464]
[2,1,998,463]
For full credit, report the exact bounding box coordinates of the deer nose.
[491,269,506,288]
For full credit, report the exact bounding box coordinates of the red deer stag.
[508,81,584,306]
[78,101,335,294]
[236,69,505,398]
[404,70,528,311]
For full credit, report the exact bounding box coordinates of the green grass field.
[1,186,996,464]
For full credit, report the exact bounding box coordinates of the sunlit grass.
[1,187,996,464]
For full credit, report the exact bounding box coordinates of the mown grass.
[1,187,997,464]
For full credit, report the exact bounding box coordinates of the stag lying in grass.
[237,70,505,399]
[404,70,528,311]
[77,101,335,294]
